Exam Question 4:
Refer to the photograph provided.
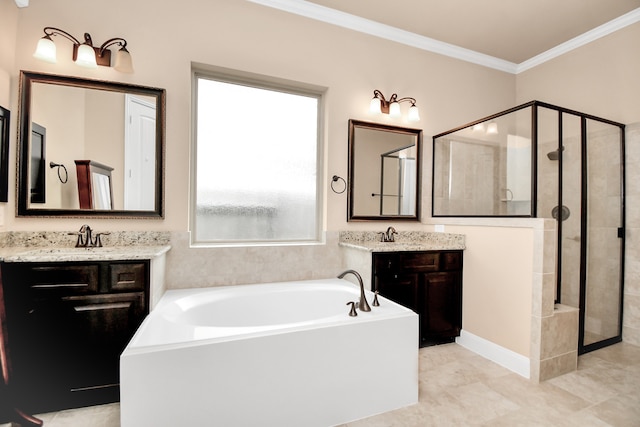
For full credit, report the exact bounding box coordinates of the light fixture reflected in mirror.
[369,90,420,122]
[33,27,134,73]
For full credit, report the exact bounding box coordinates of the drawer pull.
[31,283,89,289]
[73,302,132,312]
[116,280,137,286]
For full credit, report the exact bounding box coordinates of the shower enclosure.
[432,100,626,354]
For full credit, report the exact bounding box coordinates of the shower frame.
[432,100,626,355]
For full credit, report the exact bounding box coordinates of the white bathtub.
[120,278,418,427]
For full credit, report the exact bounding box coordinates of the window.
[192,69,323,245]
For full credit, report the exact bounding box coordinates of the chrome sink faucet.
[338,269,371,312]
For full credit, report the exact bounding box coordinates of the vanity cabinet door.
[372,251,463,347]
[1,261,149,415]
[421,271,462,341]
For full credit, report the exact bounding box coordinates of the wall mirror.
[348,119,422,221]
[17,71,165,218]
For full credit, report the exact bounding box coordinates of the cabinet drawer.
[401,252,440,272]
[108,263,146,291]
[25,265,99,294]
[373,254,401,274]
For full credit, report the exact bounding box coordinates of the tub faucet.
[337,269,371,312]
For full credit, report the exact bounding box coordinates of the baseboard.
[455,330,530,379]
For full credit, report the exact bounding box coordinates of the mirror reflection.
[348,120,421,221]
[432,106,533,217]
[17,71,165,217]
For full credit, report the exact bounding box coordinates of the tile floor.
[4,342,639,427]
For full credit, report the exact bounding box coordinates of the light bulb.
[369,97,382,114]
[114,47,134,73]
[33,36,57,63]
[75,44,98,68]
[389,102,401,118]
[408,105,420,122]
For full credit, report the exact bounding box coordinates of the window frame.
[190,65,325,247]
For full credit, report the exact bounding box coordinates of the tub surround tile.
[165,231,344,289]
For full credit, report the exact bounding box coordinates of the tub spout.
[337,269,371,312]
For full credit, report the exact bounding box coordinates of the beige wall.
[516,22,640,124]
[3,0,516,232]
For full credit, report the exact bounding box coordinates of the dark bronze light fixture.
[369,89,420,122]
[33,27,133,73]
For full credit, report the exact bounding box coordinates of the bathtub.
[120,278,418,427]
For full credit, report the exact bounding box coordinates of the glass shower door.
[581,120,625,351]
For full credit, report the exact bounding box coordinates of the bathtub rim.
[123,278,417,354]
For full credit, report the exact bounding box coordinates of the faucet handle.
[94,232,111,247]
[346,301,358,317]
[68,232,84,248]
[372,290,380,307]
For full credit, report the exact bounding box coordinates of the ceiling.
[251,0,640,73]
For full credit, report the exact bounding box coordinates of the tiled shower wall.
[624,122,640,345]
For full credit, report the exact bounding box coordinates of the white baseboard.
[456,330,530,379]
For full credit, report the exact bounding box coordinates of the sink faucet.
[379,226,398,242]
[337,269,371,312]
[74,224,108,248]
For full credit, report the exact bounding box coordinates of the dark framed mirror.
[348,119,422,221]
[0,105,9,202]
[17,71,165,218]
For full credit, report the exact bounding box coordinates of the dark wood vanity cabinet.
[373,251,462,346]
[1,261,149,414]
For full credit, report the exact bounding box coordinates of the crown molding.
[516,7,640,73]
[248,0,640,75]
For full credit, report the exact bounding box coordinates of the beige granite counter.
[339,231,465,252]
[1,245,171,263]
[0,230,171,262]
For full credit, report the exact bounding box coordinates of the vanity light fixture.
[369,90,420,122]
[33,27,134,73]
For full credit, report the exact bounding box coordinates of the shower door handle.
[618,227,624,238]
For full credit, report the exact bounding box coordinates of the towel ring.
[49,162,68,184]
[331,175,346,194]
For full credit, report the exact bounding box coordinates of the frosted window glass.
[194,77,320,243]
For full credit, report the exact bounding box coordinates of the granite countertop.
[0,245,172,263]
[338,231,465,252]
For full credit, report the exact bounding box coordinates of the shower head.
[547,146,564,161]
